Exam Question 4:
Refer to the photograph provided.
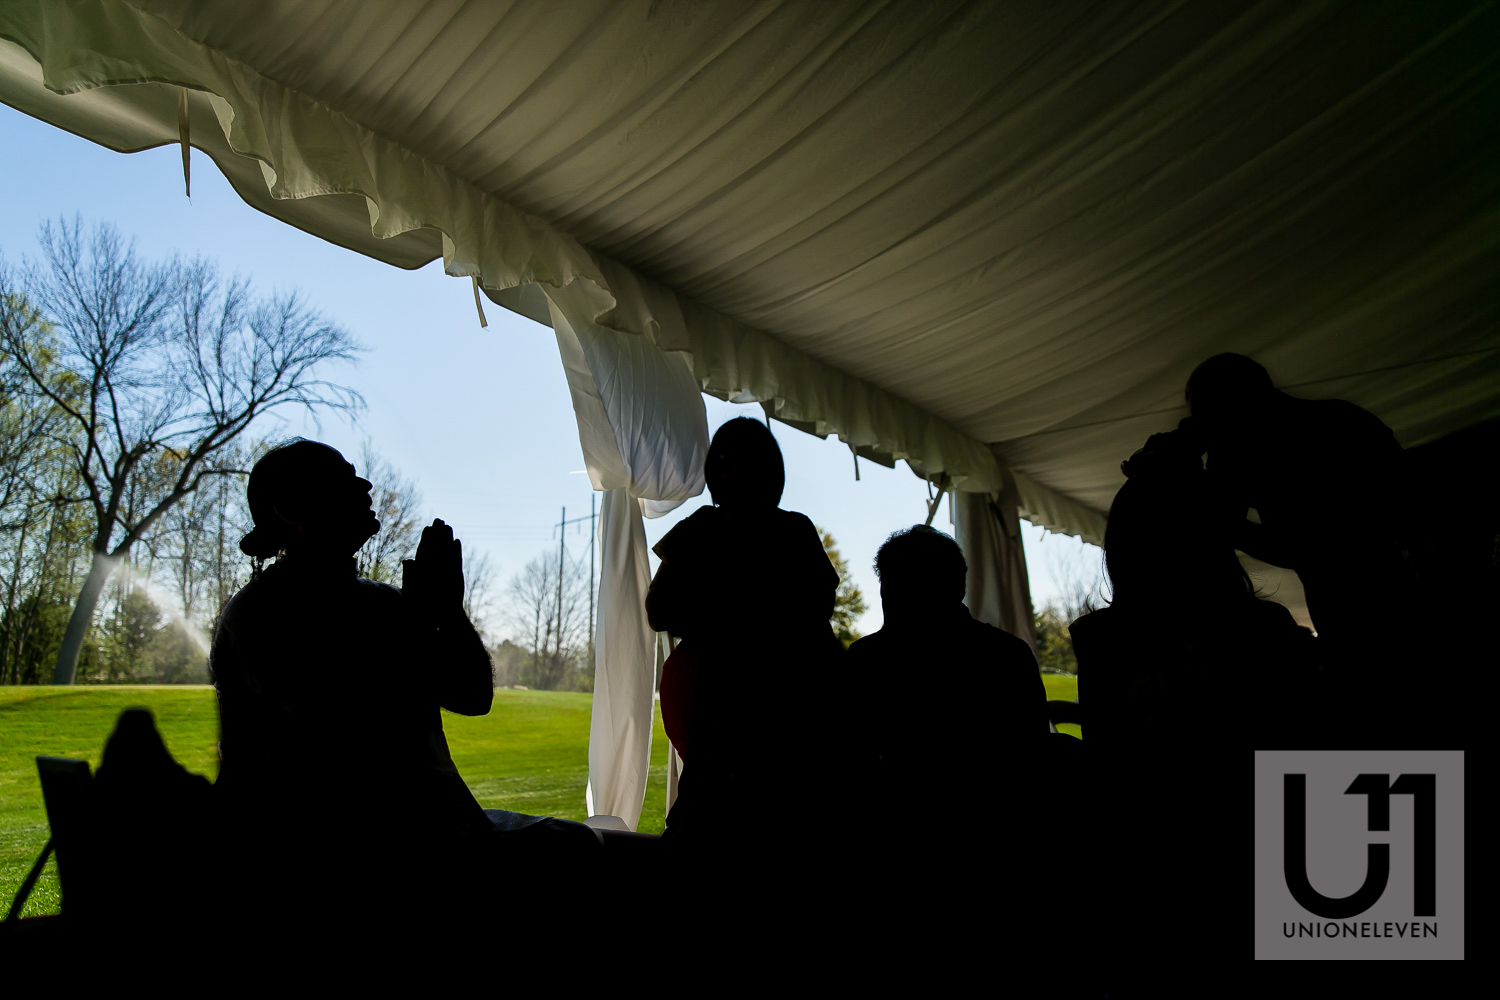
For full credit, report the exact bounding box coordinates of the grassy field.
[0,685,671,920]
[1044,674,1081,739]
[3,674,1081,919]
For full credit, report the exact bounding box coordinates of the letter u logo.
[1284,773,1389,919]
[1283,773,1436,919]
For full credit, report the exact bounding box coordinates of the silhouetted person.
[88,708,213,925]
[850,525,1049,787]
[647,418,843,860]
[211,440,591,940]
[847,526,1062,957]
[1161,353,1425,734]
[1071,443,1321,746]
[1071,449,1319,994]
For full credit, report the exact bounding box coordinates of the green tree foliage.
[818,527,867,644]
[1033,605,1078,674]
[1033,541,1106,675]
[487,638,531,689]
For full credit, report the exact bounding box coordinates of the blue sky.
[0,102,1101,635]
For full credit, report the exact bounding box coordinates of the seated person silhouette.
[646,418,843,851]
[845,526,1057,950]
[1069,442,1320,991]
[848,525,1050,791]
[1070,441,1321,747]
[212,440,594,929]
[1151,353,1423,734]
[85,707,214,926]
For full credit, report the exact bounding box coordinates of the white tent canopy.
[4,0,1496,825]
[4,0,1494,532]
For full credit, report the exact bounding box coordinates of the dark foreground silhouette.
[848,525,1080,956]
[1139,353,1433,739]
[88,707,214,924]
[850,525,1051,774]
[212,440,598,944]
[1073,441,1322,992]
[647,419,845,883]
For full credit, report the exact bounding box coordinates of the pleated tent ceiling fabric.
[2,0,1498,543]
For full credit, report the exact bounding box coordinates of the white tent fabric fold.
[955,484,1040,653]
[547,283,709,505]
[548,281,706,829]
[584,488,658,832]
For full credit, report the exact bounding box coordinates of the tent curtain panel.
[551,284,708,829]
[584,488,658,831]
[955,481,1039,652]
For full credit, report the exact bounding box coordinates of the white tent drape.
[549,285,708,830]
[954,473,1038,652]
[583,488,658,831]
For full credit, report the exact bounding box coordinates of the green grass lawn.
[0,685,670,920]
[1043,674,1081,739]
[3,675,1082,919]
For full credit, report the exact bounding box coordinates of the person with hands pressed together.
[210,440,548,942]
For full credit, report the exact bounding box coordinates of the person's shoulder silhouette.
[1076,435,1322,747]
[648,418,836,638]
[851,525,1048,786]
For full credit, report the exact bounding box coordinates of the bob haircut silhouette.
[704,417,785,508]
[239,439,350,558]
[1185,353,1275,407]
[874,525,967,604]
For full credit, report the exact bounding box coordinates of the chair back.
[35,757,95,915]
[1048,699,1081,728]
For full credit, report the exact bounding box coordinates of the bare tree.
[1052,540,1107,622]
[462,550,498,641]
[140,438,260,631]
[0,218,363,683]
[503,552,591,691]
[1033,537,1106,675]
[354,442,423,585]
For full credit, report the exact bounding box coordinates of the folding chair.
[1,757,93,938]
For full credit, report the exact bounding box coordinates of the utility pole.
[551,504,596,670]
[556,506,565,663]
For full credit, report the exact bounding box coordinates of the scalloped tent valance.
[4,0,1497,548]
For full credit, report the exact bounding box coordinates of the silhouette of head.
[1105,466,1253,607]
[240,440,377,558]
[99,707,175,778]
[705,417,785,509]
[875,525,967,621]
[1185,353,1276,433]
